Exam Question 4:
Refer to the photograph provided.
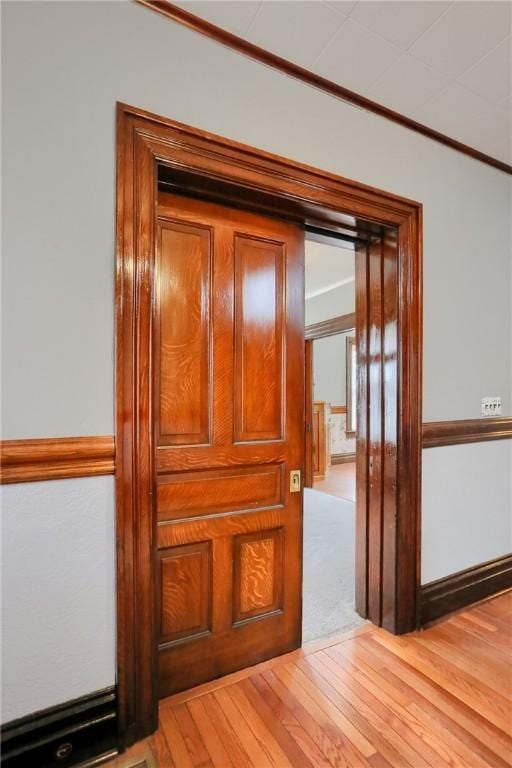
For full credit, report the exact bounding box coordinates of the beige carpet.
[302,487,366,643]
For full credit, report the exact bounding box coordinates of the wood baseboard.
[1,687,118,767]
[331,453,356,465]
[0,436,115,484]
[420,554,512,624]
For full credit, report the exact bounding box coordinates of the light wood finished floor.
[314,463,356,502]
[110,591,512,768]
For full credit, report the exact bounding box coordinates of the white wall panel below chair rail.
[0,477,116,723]
[421,440,512,584]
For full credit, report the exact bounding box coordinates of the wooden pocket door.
[154,193,304,697]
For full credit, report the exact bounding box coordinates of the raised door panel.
[159,542,211,645]
[233,528,283,624]
[157,464,284,522]
[156,221,212,446]
[234,235,284,443]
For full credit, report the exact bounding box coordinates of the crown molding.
[136,0,512,176]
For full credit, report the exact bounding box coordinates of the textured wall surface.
[305,283,355,326]
[422,441,512,583]
[313,332,352,406]
[2,0,511,722]
[1,477,116,722]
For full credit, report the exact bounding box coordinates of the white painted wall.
[313,332,352,406]
[422,442,512,583]
[305,283,355,326]
[2,1,511,720]
[1,477,116,722]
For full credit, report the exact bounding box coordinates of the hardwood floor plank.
[326,642,411,708]
[200,693,254,768]
[227,683,296,768]
[271,666,372,768]
[359,635,512,764]
[301,653,425,768]
[213,686,273,768]
[323,646,494,768]
[262,668,359,768]
[173,702,214,768]
[373,628,511,733]
[450,613,512,657]
[250,673,333,768]
[476,592,512,619]
[159,706,195,768]
[281,663,376,761]
[413,629,511,697]
[368,755,394,768]
[239,677,316,768]
[336,637,511,768]
[152,727,178,768]
[186,697,235,767]
[109,593,512,768]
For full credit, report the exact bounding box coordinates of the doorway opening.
[115,103,422,744]
[302,234,364,643]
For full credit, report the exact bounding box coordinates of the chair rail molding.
[0,436,115,484]
[422,417,512,448]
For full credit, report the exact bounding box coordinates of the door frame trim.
[115,101,423,745]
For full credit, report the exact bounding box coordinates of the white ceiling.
[305,239,355,299]
[174,1,512,165]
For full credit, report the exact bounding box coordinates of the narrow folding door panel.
[367,237,384,624]
[354,241,369,618]
[154,193,304,697]
[380,228,399,629]
[304,340,313,488]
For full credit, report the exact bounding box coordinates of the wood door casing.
[116,105,422,743]
[154,193,304,697]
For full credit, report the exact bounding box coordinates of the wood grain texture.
[234,235,285,442]
[155,193,304,700]
[115,101,422,743]
[421,554,512,623]
[156,220,212,446]
[159,542,211,644]
[422,417,512,448]
[110,593,512,768]
[0,436,115,484]
[157,465,283,521]
[136,0,512,176]
[233,529,283,622]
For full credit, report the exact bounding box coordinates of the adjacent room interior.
[302,236,364,643]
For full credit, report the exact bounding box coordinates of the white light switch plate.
[481,397,501,417]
